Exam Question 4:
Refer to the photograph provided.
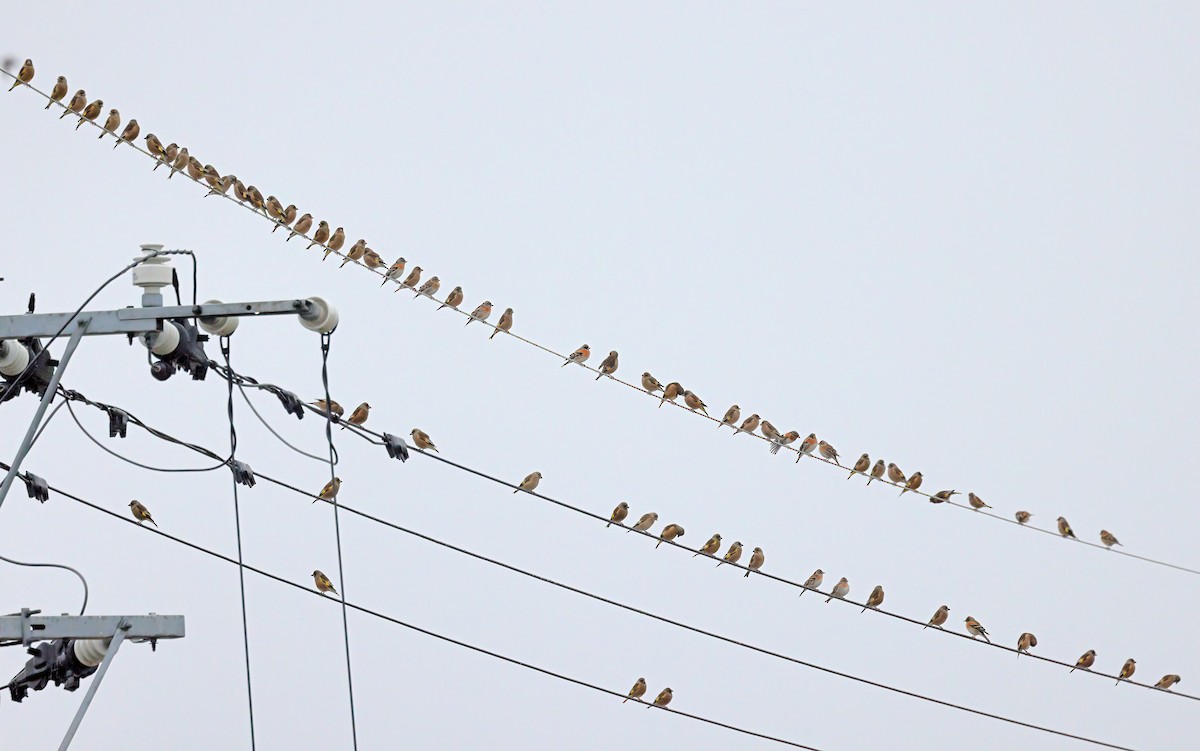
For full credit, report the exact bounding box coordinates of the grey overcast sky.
[2,3,1198,749]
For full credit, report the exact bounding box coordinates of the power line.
[0,554,88,616]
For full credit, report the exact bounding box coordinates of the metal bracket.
[23,471,50,503]
[58,619,129,751]
[382,433,410,463]
[230,460,256,487]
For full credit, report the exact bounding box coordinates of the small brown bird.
[490,308,514,340]
[867,459,886,484]
[650,687,673,709]
[232,177,248,199]
[128,500,157,527]
[310,399,344,417]
[200,164,222,189]
[438,286,464,311]
[624,677,647,704]
[206,175,234,198]
[825,577,850,603]
[719,405,741,429]
[796,433,818,459]
[900,472,923,496]
[818,440,841,466]
[886,463,906,485]
[7,59,33,92]
[930,489,959,504]
[46,75,67,108]
[562,344,591,367]
[778,431,801,457]
[315,477,342,504]
[629,512,658,534]
[862,585,884,613]
[114,119,139,149]
[608,501,629,528]
[1116,658,1136,685]
[144,133,166,159]
[313,570,337,595]
[341,402,370,430]
[266,196,286,223]
[694,534,722,558]
[414,276,441,299]
[745,547,764,577]
[964,616,990,643]
[659,382,683,408]
[1155,674,1182,690]
[1099,530,1122,549]
[926,605,949,629]
[847,453,870,479]
[683,390,708,415]
[288,213,313,241]
[307,221,331,249]
[735,413,760,436]
[323,227,346,258]
[656,523,685,548]
[340,239,367,268]
[76,98,103,130]
[514,471,542,494]
[799,569,824,596]
[381,257,406,285]
[1016,632,1038,657]
[967,492,991,510]
[1071,650,1097,673]
[718,541,743,567]
[97,108,120,139]
[187,157,207,182]
[400,266,423,290]
[60,89,86,119]
[641,372,664,394]
[1015,511,1032,525]
[362,249,385,269]
[410,429,438,452]
[465,301,492,326]
[1057,517,1076,539]
[273,204,298,232]
[595,351,619,380]
[166,146,189,179]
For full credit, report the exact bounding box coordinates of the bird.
[310,399,344,417]
[166,146,189,178]
[964,616,990,643]
[1155,674,1182,690]
[718,541,743,567]
[362,249,386,270]
[825,577,850,603]
[694,534,721,557]
[200,164,222,189]
[683,390,708,415]
[735,413,759,436]
[341,402,370,430]
[775,431,799,457]
[315,477,341,504]
[490,308,513,339]
[399,266,423,290]
[340,239,367,268]
[144,132,166,159]
[1057,517,1076,539]
[415,277,442,300]
[624,677,646,704]
[926,605,949,629]
[323,227,346,259]
[1015,511,1032,524]
[97,108,120,139]
[46,75,67,109]
[514,471,542,494]
[562,345,590,367]
[205,175,234,198]
[797,433,818,460]
[656,524,685,548]
[60,89,86,119]
[439,286,464,311]
[312,570,337,595]
[930,489,959,504]
[967,492,991,510]
[410,429,438,452]
[629,512,658,534]
[886,463,906,485]
[608,501,629,528]
[818,440,841,465]
[719,405,741,430]
[307,221,331,250]
[1016,632,1038,657]
[1100,530,1122,548]
[265,196,286,224]
[641,373,664,394]
[901,472,923,496]
[595,351,618,380]
[867,460,886,484]
[863,585,885,613]
[76,99,103,130]
[113,119,139,149]
[288,213,313,241]
[465,301,493,326]
[274,204,298,233]
[232,178,248,200]
[650,687,672,709]
[1071,650,1097,673]
[1116,659,1136,685]
[799,569,824,596]
[158,143,180,173]
[7,59,33,91]
[847,453,870,479]
[190,158,211,182]
[745,547,764,577]
[660,382,683,408]
[128,500,157,527]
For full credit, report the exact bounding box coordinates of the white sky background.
[2,3,1198,749]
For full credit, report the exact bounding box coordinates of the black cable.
[319,333,358,751]
[27,399,66,450]
[235,384,336,464]
[0,554,88,616]
[222,338,257,750]
[64,399,227,473]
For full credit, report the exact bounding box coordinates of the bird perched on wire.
[629,512,658,534]
[718,541,743,567]
[656,523,684,548]
[1155,674,1182,690]
[650,687,672,709]
[7,58,33,91]
[848,453,870,479]
[641,372,664,394]
[362,249,386,270]
[273,204,298,233]
[862,585,885,613]
[206,175,234,198]
[265,196,285,223]
[310,399,344,417]
[415,276,441,299]
[775,431,799,456]
[46,75,67,108]
[562,345,590,367]
[76,98,103,130]
[1057,517,1076,539]
[307,221,331,250]
[341,402,370,430]
[595,351,619,380]
[608,501,629,528]
[926,605,949,629]
[1016,632,1038,657]
[795,433,817,461]
[232,177,248,200]
[312,570,337,595]
[324,227,346,258]
[825,577,850,603]
[930,489,959,504]
[967,492,991,510]
[410,429,438,452]
[514,471,542,494]
[399,266,423,291]
[60,89,86,119]
[187,158,209,183]
[683,390,708,415]
[1015,511,1032,525]
[624,677,646,704]
[1099,530,1122,548]
[886,463,906,485]
[1116,659,1136,685]
[340,239,367,268]
[114,119,139,149]
[734,413,759,436]
[818,440,841,466]
[490,308,513,340]
[901,472,923,496]
[97,108,120,139]
[465,301,493,326]
[439,286,464,311]
[694,534,721,557]
[799,569,824,596]
[129,500,158,527]
[1071,650,1097,673]
[719,405,740,429]
[867,460,886,485]
[144,132,166,159]
[288,213,313,241]
[380,257,405,284]
[159,144,180,173]
[745,547,764,577]
[964,616,990,643]
[315,477,341,504]
[166,146,189,178]
[660,382,683,408]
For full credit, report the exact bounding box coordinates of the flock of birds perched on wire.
[4,58,1186,703]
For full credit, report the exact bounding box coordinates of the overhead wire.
[0,554,88,616]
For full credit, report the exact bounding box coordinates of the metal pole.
[0,318,89,512]
[59,619,129,751]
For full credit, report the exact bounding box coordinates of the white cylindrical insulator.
[299,296,339,334]
[72,638,109,667]
[0,341,31,376]
[141,320,182,356]
[198,299,239,337]
[131,253,174,290]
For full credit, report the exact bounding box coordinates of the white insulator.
[72,638,109,667]
[0,340,31,376]
[131,251,173,290]
[198,299,239,337]
[141,320,182,356]
[299,296,339,334]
